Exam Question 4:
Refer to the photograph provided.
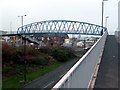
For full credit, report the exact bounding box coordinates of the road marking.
[113,56,115,58]
[59,74,65,78]
[43,81,54,88]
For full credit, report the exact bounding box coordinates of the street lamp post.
[18,15,27,28]
[18,15,27,82]
[18,15,27,45]
[105,16,109,28]
[101,0,108,35]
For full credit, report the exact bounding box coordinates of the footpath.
[94,35,119,89]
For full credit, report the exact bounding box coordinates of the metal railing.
[52,31,108,89]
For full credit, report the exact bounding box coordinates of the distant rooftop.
[0,30,17,35]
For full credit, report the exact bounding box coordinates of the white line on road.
[43,81,55,88]
[59,74,65,78]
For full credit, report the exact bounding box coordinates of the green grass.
[2,62,63,89]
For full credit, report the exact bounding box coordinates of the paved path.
[20,57,80,89]
[94,35,119,89]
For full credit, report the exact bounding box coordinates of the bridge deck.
[94,35,119,89]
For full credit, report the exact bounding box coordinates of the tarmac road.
[20,57,80,89]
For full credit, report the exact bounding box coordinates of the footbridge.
[17,20,107,35]
[2,20,107,46]
[16,20,118,89]
[52,31,108,89]
[4,20,118,89]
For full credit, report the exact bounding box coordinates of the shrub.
[34,54,49,65]
[25,47,40,56]
[12,46,40,64]
[3,64,24,76]
[61,47,76,58]
[2,43,16,63]
[51,47,73,62]
[39,47,51,54]
[39,46,76,62]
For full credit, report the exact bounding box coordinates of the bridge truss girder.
[17,20,107,35]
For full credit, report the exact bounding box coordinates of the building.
[0,31,7,35]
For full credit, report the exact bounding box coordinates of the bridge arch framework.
[17,20,107,35]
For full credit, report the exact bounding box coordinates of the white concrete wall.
[115,30,120,43]
[52,31,108,89]
[118,1,120,31]
[117,1,120,43]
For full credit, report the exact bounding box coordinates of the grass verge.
[2,61,63,89]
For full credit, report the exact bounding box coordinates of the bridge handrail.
[52,31,108,88]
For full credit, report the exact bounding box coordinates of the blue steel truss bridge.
[1,20,107,46]
[17,20,107,35]
[2,20,119,89]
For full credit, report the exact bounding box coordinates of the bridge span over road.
[4,20,117,89]
[16,20,119,89]
[17,20,106,35]
[52,33,119,89]
[19,31,119,89]
[2,20,107,47]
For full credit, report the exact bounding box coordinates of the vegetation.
[3,62,63,88]
[39,46,76,62]
[2,43,76,89]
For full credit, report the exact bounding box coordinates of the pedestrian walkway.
[94,35,119,89]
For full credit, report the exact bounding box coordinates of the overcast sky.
[0,0,119,35]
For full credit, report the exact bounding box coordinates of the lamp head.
[106,16,109,18]
[103,0,108,1]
